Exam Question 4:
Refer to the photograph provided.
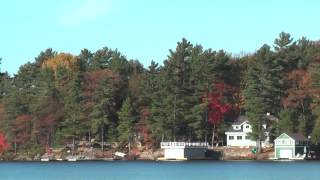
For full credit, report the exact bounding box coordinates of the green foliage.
[278,109,296,133]
[1,33,320,154]
[117,97,135,142]
[89,77,116,141]
[61,73,86,139]
[312,107,320,144]
[244,45,282,140]
[274,32,293,51]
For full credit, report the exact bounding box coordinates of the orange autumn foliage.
[42,53,78,73]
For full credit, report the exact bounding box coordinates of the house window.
[245,136,250,140]
[237,136,242,140]
[282,140,285,145]
[246,125,250,129]
[229,136,234,140]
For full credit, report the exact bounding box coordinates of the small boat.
[115,152,126,158]
[113,152,127,160]
[41,158,50,162]
[66,156,78,162]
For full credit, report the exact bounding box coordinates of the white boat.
[115,152,126,158]
[67,157,78,161]
[41,158,50,162]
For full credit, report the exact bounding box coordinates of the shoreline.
[2,146,317,161]
[0,159,317,163]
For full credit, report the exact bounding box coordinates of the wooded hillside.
[0,32,320,154]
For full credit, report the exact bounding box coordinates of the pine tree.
[139,61,160,105]
[278,109,296,133]
[274,32,293,50]
[89,77,116,143]
[117,97,136,146]
[244,45,281,152]
[309,58,320,143]
[89,47,112,70]
[185,46,214,141]
[61,72,85,154]
[161,38,192,140]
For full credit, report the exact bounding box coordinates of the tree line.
[0,32,320,155]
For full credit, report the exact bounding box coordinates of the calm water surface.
[0,161,319,180]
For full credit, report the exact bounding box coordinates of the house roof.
[226,127,243,133]
[225,116,249,133]
[232,116,249,125]
[287,133,308,141]
[276,133,308,141]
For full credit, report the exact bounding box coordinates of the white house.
[160,142,208,160]
[225,116,270,147]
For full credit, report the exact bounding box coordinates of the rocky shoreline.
[0,147,276,161]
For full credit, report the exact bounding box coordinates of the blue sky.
[1,0,320,74]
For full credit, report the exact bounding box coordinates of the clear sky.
[1,0,320,74]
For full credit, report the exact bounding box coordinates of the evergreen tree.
[244,45,281,151]
[117,97,136,144]
[309,59,320,143]
[139,60,160,106]
[89,77,116,142]
[274,32,293,51]
[278,109,296,133]
[61,72,85,154]
[89,47,112,70]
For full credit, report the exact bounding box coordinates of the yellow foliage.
[42,53,78,72]
[233,92,245,109]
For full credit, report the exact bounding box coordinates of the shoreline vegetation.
[1,32,320,161]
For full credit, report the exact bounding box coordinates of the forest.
[0,32,320,155]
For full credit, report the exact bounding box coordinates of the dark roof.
[226,127,243,133]
[287,133,307,141]
[232,116,249,125]
[225,116,249,133]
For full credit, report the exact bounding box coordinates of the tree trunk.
[216,135,219,147]
[300,100,307,134]
[128,135,131,154]
[88,131,91,147]
[101,125,104,156]
[173,93,177,141]
[14,136,17,155]
[211,124,215,147]
[72,136,75,156]
[256,139,261,153]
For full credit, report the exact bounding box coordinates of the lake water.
[0,161,319,180]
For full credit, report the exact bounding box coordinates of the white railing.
[160,142,209,148]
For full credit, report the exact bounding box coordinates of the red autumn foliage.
[35,97,64,145]
[14,115,33,145]
[206,82,231,125]
[135,107,154,147]
[282,70,310,108]
[83,69,119,97]
[0,133,9,154]
[83,69,121,115]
